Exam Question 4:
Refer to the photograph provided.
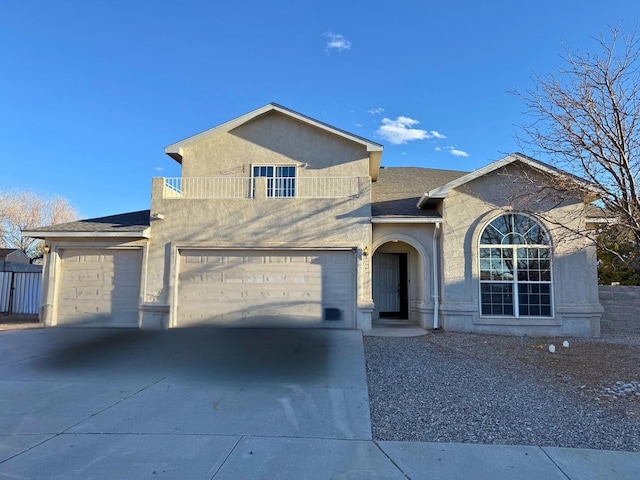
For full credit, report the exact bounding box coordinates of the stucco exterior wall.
[438,165,602,337]
[180,112,370,178]
[145,114,374,328]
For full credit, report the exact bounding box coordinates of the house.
[0,249,30,264]
[23,103,603,336]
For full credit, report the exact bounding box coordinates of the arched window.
[479,213,552,317]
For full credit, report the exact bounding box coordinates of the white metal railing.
[296,177,359,198]
[164,177,251,199]
[163,177,360,199]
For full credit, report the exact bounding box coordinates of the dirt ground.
[425,331,640,421]
[0,314,42,331]
[1,315,637,419]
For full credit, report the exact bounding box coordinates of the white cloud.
[449,147,469,157]
[354,123,363,127]
[435,145,470,157]
[155,166,165,172]
[377,116,446,145]
[368,107,385,115]
[324,32,351,53]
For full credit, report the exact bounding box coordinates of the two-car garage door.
[176,250,355,328]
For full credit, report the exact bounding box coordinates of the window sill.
[475,315,561,326]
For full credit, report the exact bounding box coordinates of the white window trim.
[251,164,298,198]
[478,213,555,319]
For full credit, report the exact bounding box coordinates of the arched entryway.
[371,236,430,326]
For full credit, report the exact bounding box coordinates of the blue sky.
[1,0,638,220]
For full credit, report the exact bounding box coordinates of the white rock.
[562,341,569,348]
[549,344,556,353]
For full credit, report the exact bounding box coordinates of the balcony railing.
[163,177,360,199]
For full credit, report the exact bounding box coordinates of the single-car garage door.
[56,249,141,327]
[176,249,355,328]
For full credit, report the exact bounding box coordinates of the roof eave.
[369,150,382,181]
[372,216,442,224]
[164,103,384,167]
[417,153,599,208]
[22,229,151,240]
[417,194,445,209]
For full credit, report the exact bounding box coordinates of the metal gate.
[0,271,42,315]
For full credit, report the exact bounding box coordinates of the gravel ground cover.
[365,331,640,452]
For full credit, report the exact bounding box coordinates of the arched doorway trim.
[372,233,431,263]
[372,234,431,324]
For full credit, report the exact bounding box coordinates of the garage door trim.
[53,246,144,327]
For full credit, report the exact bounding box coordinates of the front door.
[373,252,408,319]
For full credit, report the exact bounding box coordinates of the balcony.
[163,177,361,199]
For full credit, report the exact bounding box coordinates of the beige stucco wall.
[145,112,374,329]
[438,164,602,337]
[180,112,370,178]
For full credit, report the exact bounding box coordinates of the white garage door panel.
[177,250,354,328]
[57,249,141,327]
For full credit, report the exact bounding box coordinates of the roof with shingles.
[23,210,150,236]
[372,167,468,217]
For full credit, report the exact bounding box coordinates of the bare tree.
[0,191,79,263]
[514,26,640,268]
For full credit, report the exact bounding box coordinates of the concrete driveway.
[0,327,399,479]
[2,327,639,479]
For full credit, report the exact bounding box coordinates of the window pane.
[480,247,515,280]
[517,283,552,317]
[254,165,296,197]
[274,177,296,197]
[480,225,503,244]
[481,214,550,246]
[480,283,514,316]
[276,166,295,177]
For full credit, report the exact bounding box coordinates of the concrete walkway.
[0,327,637,479]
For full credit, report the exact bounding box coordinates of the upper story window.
[479,213,553,317]
[252,165,296,198]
